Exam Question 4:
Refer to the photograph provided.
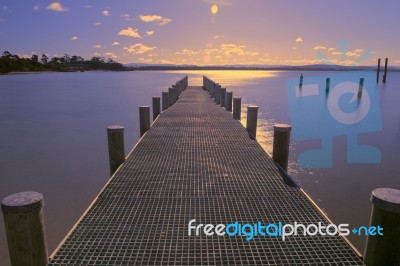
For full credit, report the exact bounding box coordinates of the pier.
[7,76,400,265]
[41,77,364,265]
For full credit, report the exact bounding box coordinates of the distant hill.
[125,63,400,71]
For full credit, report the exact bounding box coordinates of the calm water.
[1,70,399,264]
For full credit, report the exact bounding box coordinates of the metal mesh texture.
[49,86,364,265]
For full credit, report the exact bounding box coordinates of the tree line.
[0,51,125,73]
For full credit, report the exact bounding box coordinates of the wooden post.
[1,191,48,266]
[246,106,258,138]
[364,188,400,266]
[376,58,381,83]
[139,106,150,137]
[162,92,169,111]
[225,92,233,112]
[168,88,174,107]
[107,125,125,175]
[326,78,330,92]
[215,85,221,104]
[299,74,303,88]
[358,78,364,98]
[272,124,292,171]
[152,97,160,121]
[233,97,241,120]
[383,58,388,83]
[220,88,226,107]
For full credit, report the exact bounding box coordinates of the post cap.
[1,191,44,214]
[247,105,258,110]
[274,124,292,132]
[233,97,242,100]
[371,188,400,213]
[152,96,160,99]
[107,125,124,132]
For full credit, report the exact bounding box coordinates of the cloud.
[33,5,40,11]
[102,10,110,16]
[93,44,102,48]
[328,47,335,51]
[313,46,327,50]
[85,5,92,8]
[104,52,117,58]
[94,22,101,26]
[213,35,224,39]
[354,49,364,53]
[112,42,120,46]
[71,36,78,41]
[175,49,201,55]
[118,27,142,38]
[138,57,153,63]
[124,43,156,54]
[146,31,154,36]
[331,52,343,55]
[220,43,246,56]
[139,15,172,26]
[46,2,68,12]
[295,37,303,43]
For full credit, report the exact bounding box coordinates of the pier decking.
[48,85,364,265]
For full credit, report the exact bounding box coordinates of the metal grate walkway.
[49,86,364,265]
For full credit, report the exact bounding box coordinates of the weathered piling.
[220,88,226,107]
[376,58,381,83]
[299,74,303,88]
[358,78,364,98]
[364,188,400,266]
[225,91,233,112]
[152,97,161,121]
[162,92,169,111]
[233,97,241,120]
[139,106,150,137]
[168,88,174,107]
[215,84,221,104]
[1,191,48,266]
[326,78,330,92]
[246,105,258,138]
[107,125,125,175]
[272,124,291,171]
[172,85,178,103]
[383,58,388,83]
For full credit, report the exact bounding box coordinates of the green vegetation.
[0,51,125,73]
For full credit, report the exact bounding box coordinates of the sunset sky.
[0,0,399,66]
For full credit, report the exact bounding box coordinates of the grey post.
[220,88,226,107]
[358,78,364,98]
[162,92,169,111]
[152,96,161,121]
[225,91,233,112]
[168,88,174,107]
[383,58,388,83]
[364,188,400,266]
[376,58,381,83]
[1,191,48,266]
[215,84,221,104]
[107,125,125,175]
[299,74,303,88]
[246,105,258,138]
[272,124,292,171]
[233,97,241,119]
[139,106,150,137]
[326,78,330,92]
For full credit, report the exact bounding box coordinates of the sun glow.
[211,5,218,15]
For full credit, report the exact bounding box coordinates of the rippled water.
[1,70,399,263]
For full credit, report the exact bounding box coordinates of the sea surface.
[1,70,399,264]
